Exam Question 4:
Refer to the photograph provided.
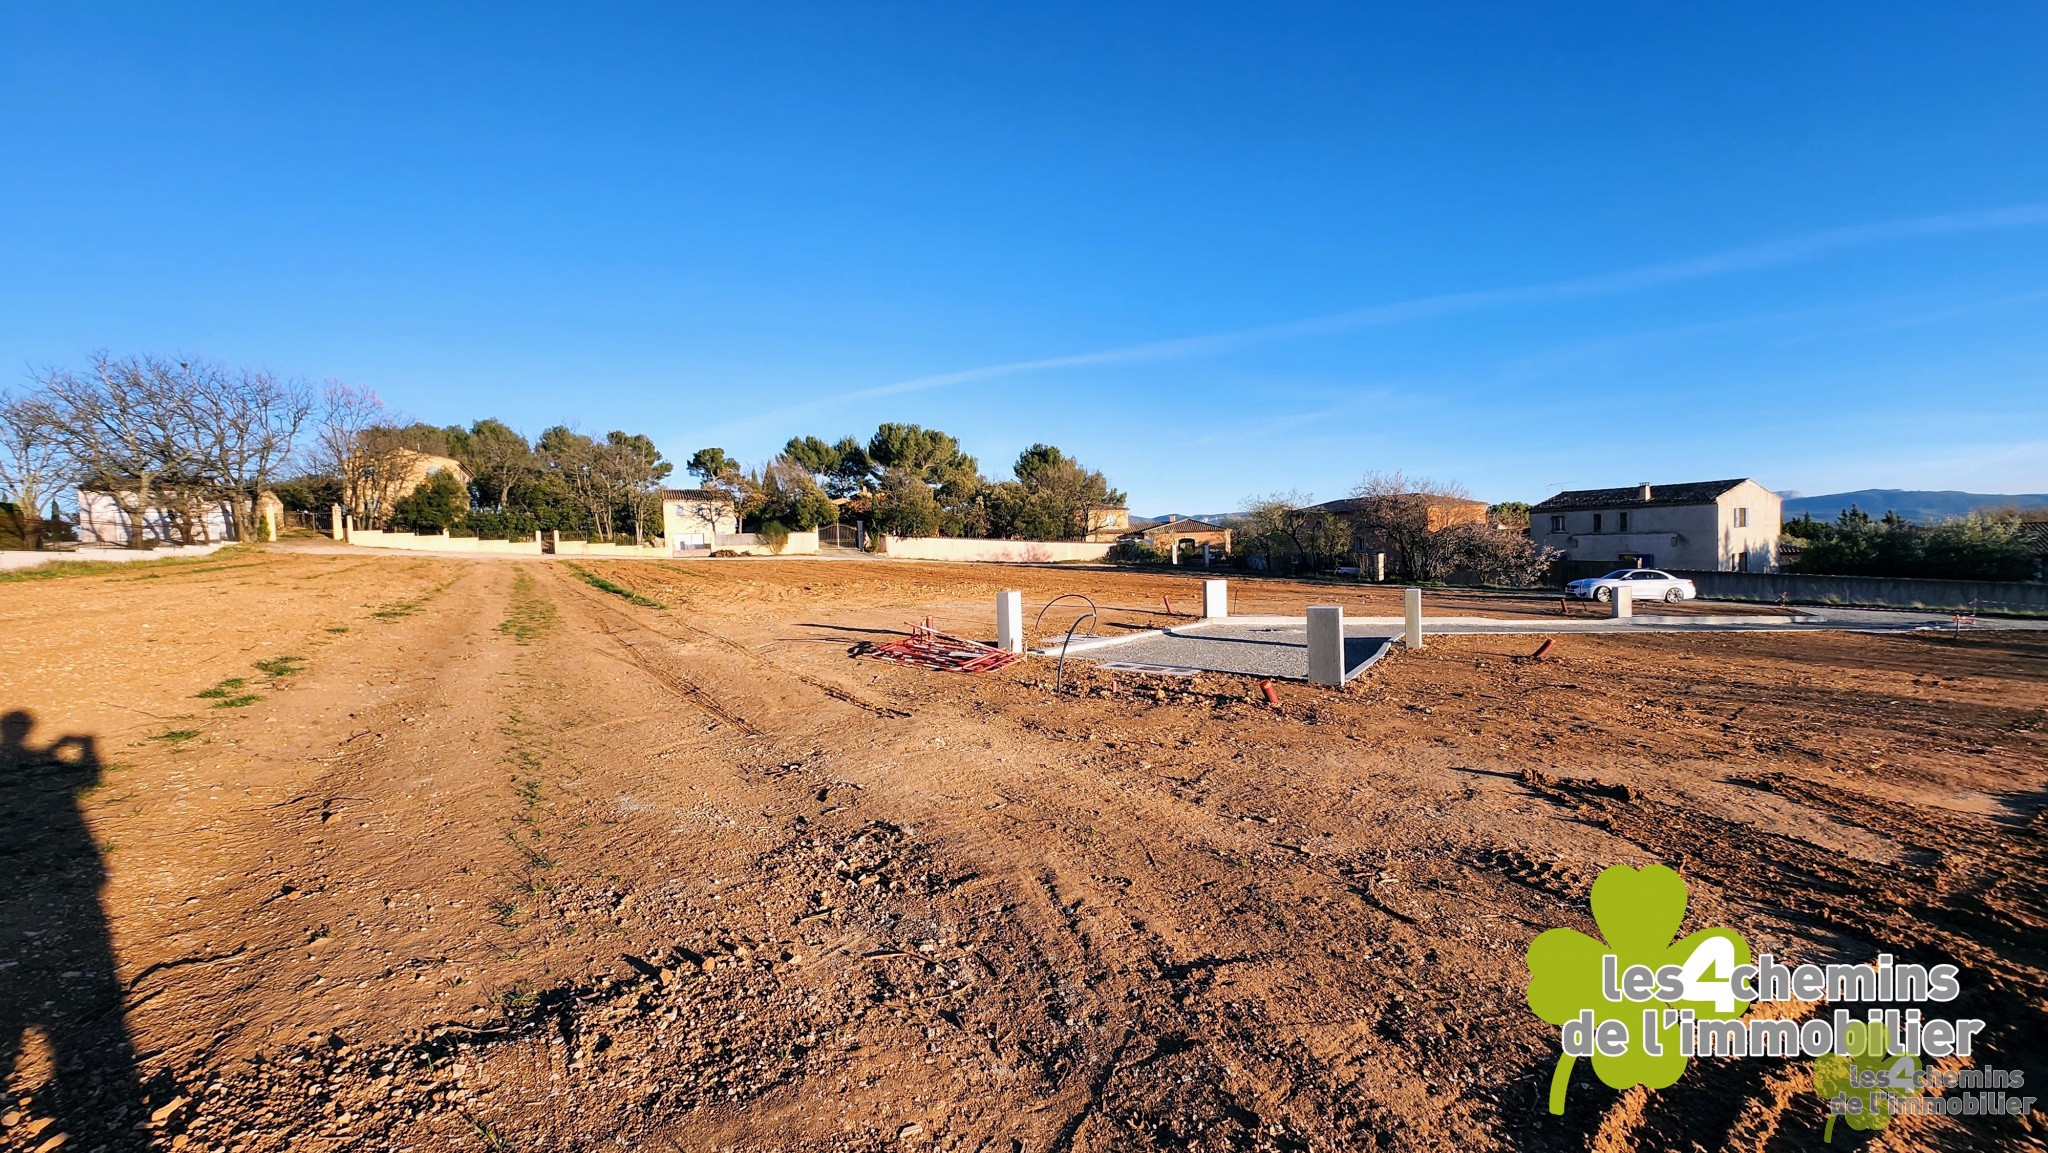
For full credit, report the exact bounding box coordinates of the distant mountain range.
[1780,489,2048,524]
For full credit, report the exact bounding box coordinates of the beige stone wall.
[345,529,546,555]
[878,536,1113,563]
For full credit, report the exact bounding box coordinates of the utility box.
[1202,579,1228,620]
[1308,605,1345,686]
[997,590,1024,653]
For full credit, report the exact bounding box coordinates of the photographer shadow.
[0,709,147,1149]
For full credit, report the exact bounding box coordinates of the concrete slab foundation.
[1044,619,1394,683]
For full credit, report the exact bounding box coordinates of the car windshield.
[1602,570,1633,579]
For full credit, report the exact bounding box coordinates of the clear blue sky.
[5,4,2046,513]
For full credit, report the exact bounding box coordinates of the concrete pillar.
[1610,585,1632,619]
[265,508,278,542]
[1307,605,1345,687]
[534,530,542,548]
[344,514,355,542]
[996,590,1024,654]
[1169,540,1179,565]
[1373,552,1386,582]
[1403,587,1423,650]
[1202,579,1228,620]
[331,504,346,541]
[550,530,561,554]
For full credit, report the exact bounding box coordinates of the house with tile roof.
[1123,517,1232,563]
[1529,478,1780,572]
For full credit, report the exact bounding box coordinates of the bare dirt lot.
[2,548,2043,1152]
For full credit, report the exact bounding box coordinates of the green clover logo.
[1813,1020,1920,1142]
[1525,864,1751,1114]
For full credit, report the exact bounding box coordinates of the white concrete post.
[1307,605,1345,687]
[1403,587,1423,650]
[996,590,1024,654]
[1610,585,1632,619]
[1202,579,1228,620]
[331,504,346,541]
[1373,552,1386,582]
[344,514,355,541]
[550,530,561,554]
[533,530,542,548]
[265,508,278,542]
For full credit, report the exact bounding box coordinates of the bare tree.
[1344,471,1475,580]
[1235,490,1349,572]
[0,391,63,550]
[180,359,313,540]
[313,383,432,529]
[38,354,198,549]
[313,382,381,527]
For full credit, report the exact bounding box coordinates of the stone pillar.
[1307,605,1345,687]
[265,507,278,542]
[1610,585,1632,619]
[1373,552,1386,582]
[996,590,1024,654]
[1404,587,1423,650]
[332,504,346,541]
[550,530,561,555]
[1202,579,1228,620]
[344,514,355,541]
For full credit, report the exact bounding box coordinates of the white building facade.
[1529,478,1781,572]
[660,488,741,551]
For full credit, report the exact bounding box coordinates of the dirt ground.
[1,548,2043,1152]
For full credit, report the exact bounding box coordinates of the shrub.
[389,469,468,532]
[466,509,540,540]
[1790,508,2035,581]
[760,520,791,555]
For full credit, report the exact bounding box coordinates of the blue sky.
[4,5,2046,513]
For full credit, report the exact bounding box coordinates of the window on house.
[1733,507,1749,528]
[1618,511,1630,532]
[1549,514,1565,533]
[1592,513,1603,533]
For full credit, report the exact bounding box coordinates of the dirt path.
[2,551,2043,1151]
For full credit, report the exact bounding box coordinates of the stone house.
[661,488,741,551]
[1529,478,1781,572]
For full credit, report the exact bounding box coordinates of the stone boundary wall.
[1672,569,2048,614]
[711,531,821,556]
[878,536,1114,563]
[0,543,232,571]
[346,530,548,556]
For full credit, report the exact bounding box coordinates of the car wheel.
[1665,588,1682,602]
[1593,586,1611,602]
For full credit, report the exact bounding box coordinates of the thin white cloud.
[719,200,2048,434]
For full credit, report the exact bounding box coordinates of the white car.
[1565,569,1697,603]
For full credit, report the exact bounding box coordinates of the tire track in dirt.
[544,577,770,741]
[583,561,913,719]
